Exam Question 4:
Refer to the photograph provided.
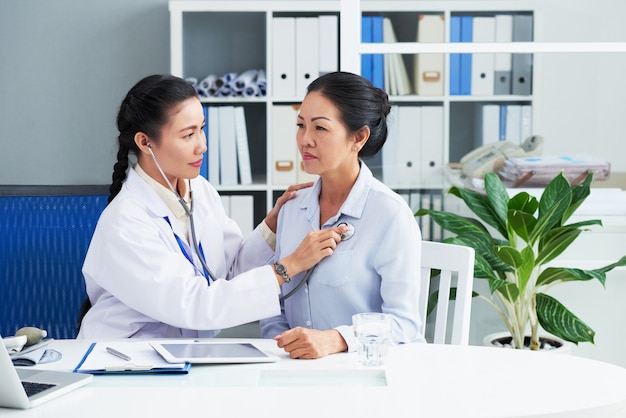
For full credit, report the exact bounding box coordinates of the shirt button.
[306,321,311,327]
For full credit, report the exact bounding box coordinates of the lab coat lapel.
[125,168,187,238]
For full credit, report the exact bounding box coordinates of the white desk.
[3,339,626,417]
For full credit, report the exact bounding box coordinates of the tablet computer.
[150,341,279,364]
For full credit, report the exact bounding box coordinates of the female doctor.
[78,74,347,339]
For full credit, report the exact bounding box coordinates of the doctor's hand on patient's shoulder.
[264,182,314,233]
[275,226,348,284]
[274,327,348,359]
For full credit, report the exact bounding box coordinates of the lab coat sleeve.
[83,200,280,332]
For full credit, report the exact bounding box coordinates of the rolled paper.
[256,69,267,96]
[232,69,259,92]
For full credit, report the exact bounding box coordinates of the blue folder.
[460,16,473,96]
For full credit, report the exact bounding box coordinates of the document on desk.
[73,341,190,374]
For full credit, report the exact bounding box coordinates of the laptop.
[0,335,93,409]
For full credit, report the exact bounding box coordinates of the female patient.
[261,72,425,358]
[78,74,346,338]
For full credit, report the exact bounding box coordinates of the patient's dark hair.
[306,71,391,158]
[109,74,197,204]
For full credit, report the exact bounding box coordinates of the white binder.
[234,106,252,185]
[470,16,496,96]
[481,104,501,145]
[505,105,522,145]
[207,106,220,184]
[272,17,296,97]
[420,106,444,185]
[230,195,254,236]
[512,15,533,95]
[382,105,400,185]
[396,106,422,187]
[520,104,532,141]
[318,15,338,76]
[494,14,513,95]
[414,14,444,96]
[295,17,319,98]
[218,106,238,186]
[271,105,298,186]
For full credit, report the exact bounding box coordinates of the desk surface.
[3,339,626,418]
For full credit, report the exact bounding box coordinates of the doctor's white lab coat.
[78,168,280,339]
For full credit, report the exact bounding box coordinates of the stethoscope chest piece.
[337,222,355,241]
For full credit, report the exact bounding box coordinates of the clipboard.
[73,342,190,374]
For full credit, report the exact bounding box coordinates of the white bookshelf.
[169,0,626,226]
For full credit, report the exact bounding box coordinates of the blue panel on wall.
[0,195,107,339]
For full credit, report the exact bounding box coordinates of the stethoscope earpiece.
[337,222,355,241]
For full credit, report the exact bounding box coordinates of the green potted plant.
[416,171,626,350]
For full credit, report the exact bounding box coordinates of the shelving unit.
[169,1,342,226]
[169,1,539,235]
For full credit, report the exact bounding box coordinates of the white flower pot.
[483,332,573,354]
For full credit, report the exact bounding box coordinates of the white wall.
[0,0,170,185]
[532,0,626,172]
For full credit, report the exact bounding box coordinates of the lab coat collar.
[124,168,184,233]
[301,161,373,227]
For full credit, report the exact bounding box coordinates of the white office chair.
[420,240,475,345]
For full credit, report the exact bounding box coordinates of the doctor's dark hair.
[306,71,391,158]
[109,74,198,204]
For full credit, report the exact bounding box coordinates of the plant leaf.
[537,267,605,287]
[415,209,492,238]
[517,246,536,292]
[530,182,572,245]
[536,293,595,344]
[536,228,581,265]
[494,281,519,303]
[537,256,626,287]
[484,172,510,230]
[562,172,593,223]
[508,209,537,243]
[449,184,508,238]
[446,234,512,274]
[508,191,538,215]
[495,246,523,268]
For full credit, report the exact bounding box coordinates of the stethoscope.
[279,221,355,302]
[148,143,218,284]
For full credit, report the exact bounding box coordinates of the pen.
[106,346,132,361]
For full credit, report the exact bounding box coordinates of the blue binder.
[371,15,384,89]
[361,16,373,83]
[450,15,461,95]
[200,105,209,179]
[460,16,473,96]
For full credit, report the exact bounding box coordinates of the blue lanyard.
[163,216,210,284]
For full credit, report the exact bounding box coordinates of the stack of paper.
[498,154,610,186]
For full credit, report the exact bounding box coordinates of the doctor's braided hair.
[305,71,391,158]
[108,74,198,204]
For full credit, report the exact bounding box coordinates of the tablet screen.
[151,342,279,364]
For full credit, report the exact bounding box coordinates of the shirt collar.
[301,162,373,227]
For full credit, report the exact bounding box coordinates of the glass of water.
[352,312,392,366]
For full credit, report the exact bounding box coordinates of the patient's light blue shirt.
[260,163,425,351]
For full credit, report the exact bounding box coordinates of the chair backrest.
[0,194,107,339]
[420,240,475,345]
